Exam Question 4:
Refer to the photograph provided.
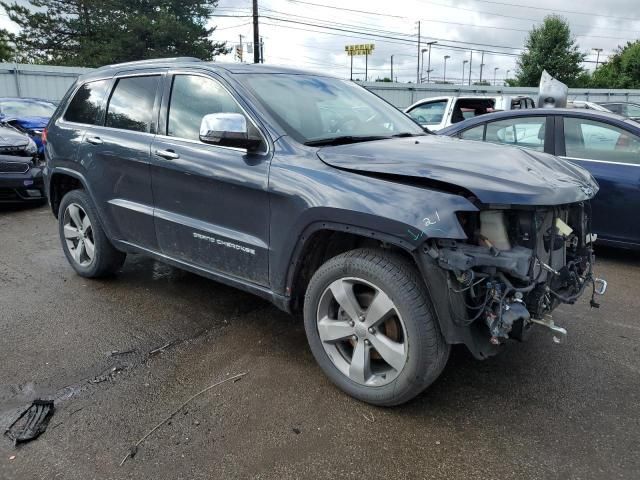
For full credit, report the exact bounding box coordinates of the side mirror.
[199,112,261,151]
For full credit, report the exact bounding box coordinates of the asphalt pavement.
[1,204,639,479]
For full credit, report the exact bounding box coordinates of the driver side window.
[167,74,245,141]
[407,100,448,125]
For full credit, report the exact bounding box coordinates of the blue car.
[439,108,640,250]
[0,97,58,156]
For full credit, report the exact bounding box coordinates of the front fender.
[268,145,478,295]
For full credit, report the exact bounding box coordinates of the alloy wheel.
[62,203,95,267]
[316,277,408,387]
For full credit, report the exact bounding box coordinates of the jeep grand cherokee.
[44,58,604,406]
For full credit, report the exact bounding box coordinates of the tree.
[0,29,14,61]
[2,0,229,67]
[591,41,640,88]
[512,15,585,87]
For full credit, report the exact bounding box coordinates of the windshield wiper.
[392,132,428,137]
[304,135,391,147]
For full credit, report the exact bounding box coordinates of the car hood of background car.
[6,116,49,130]
[316,135,598,205]
[0,125,29,146]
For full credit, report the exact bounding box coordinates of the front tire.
[303,248,449,406]
[58,189,126,278]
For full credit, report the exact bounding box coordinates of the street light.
[443,55,450,83]
[421,48,427,83]
[592,48,603,69]
[506,69,511,82]
[493,67,499,86]
[462,60,469,86]
[425,41,437,83]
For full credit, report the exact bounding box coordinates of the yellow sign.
[345,44,375,56]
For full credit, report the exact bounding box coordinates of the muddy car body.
[44,59,603,405]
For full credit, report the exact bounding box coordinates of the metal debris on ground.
[148,341,174,356]
[119,372,248,466]
[89,366,125,384]
[5,400,55,445]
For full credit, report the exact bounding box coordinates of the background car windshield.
[241,74,424,143]
[1,99,56,117]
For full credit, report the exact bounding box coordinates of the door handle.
[86,136,103,145]
[155,149,180,160]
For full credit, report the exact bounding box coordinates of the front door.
[150,72,271,286]
[559,115,640,246]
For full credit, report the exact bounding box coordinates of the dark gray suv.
[44,58,604,406]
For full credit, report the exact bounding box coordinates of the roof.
[438,107,639,135]
[79,57,334,81]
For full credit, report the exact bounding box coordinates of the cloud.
[210,0,640,83]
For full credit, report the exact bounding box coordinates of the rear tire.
[58,189,126,278]
[303,248,449,406]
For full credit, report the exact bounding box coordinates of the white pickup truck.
[405,95,536,131]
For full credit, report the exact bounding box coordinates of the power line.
[461,0,640,23]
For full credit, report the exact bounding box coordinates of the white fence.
[2,63,640,109]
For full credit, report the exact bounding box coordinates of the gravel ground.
[1,204,639,480]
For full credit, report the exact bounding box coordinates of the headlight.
[25,137,37,155]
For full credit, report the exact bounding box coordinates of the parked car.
[0,97,58,156]
[44,59,602,406]
[404,95,535,131]
[439,108,640,249]
[0,124,44,203]
[597,102,640,121]
[568,100,613,112]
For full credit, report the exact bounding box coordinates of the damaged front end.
[418,202,606,359]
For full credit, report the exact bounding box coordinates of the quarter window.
[105,76,159,133]
[563,117,640,165]
[459,124,485,141]
[64,80,109,125]
[167,75,244,141]
[485,117,546,151]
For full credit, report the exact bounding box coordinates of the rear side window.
[64,80,109,125]
[105,76,160,133]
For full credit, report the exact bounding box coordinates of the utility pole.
[238,34,244,62]
[593,47,603,69]
[416,21,421,84]
[426,41,437,83]
[443,55,450,83]
[365,52,368,81]
[462,60,468,86]
[469,50,473,86]
[260,37,264,63]
[252,0,260,63]
[390,55,394,82]
[479,50,485,83]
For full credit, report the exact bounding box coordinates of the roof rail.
[104,57,203,68]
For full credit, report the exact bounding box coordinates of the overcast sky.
[209,0,640,84]
[2,0,639,84]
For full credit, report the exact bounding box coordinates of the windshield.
[0,99,57,118]
[239,74,425,144]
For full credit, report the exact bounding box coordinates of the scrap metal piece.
[5,400,54,445]
[594,278,608,295]
[530,316,567,343]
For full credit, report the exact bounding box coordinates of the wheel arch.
[284,222,419,315]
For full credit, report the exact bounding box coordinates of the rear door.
[150,70,271,286]
[557,115,640,246]
[75,70,163,250]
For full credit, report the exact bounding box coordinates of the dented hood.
[316,135,598,205]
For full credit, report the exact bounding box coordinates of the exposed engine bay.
[421,202,606,355]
